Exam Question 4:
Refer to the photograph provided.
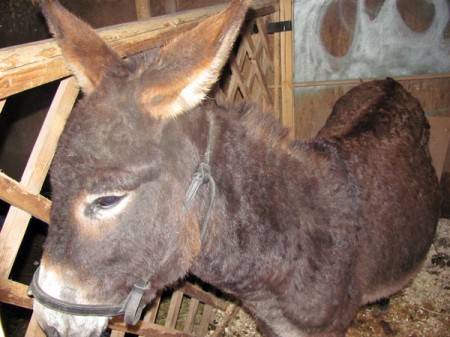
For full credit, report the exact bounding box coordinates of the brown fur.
[34,1,440,336]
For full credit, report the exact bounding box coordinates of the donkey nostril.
[46,327,61,337]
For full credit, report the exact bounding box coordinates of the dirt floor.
[207,218,450,337]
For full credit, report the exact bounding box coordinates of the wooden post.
[165,0,177,14]
[135,0,152,20]
[279,0,294,135]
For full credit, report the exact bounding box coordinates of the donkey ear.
[138,0,251,119]
[37,0,125,94]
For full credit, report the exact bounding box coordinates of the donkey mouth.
[34,301,109,337]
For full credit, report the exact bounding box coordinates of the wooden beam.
[0,172,51,224]
[109,317,194,337]
[279,0,294,134]
[180,283,228,311]
[293,72,450,88]
[0,0,276,100]
[0,279,33,309]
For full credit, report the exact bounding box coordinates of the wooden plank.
[272,11,281,119]
[279,0,294,133]
[180,283,228,311]
[0,77,78,279]
[110,330,126,337]
[165,290,184,329]
[0,172,51,224]
[0,279,33,309]
[142,296,162,324]
[135,0,152,20]
[429,117,450,180]
[183,298,200,333]
[293,72,450,88]
[197,304,214,337]
[109,317,194,337]
[0,0,276,100]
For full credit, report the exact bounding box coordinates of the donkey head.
[33,0,250,336]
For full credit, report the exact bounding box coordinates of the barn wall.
[291,0,450,185]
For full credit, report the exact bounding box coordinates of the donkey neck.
[186,104,313,295]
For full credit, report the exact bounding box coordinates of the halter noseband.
[28,117,216,325]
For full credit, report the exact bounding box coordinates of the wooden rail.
[0,0,276,100]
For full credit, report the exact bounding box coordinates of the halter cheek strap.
[28,116,216,326]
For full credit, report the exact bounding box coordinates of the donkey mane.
[222,101,291,149]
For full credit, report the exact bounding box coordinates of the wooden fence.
[0,0,286,336]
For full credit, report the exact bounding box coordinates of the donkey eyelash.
[93,195,124,209]
[84,193,130,219]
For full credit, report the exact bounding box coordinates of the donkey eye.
[83,193,131,219]
[93,195,124,209]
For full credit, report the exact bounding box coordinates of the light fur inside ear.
[138,0,252,119]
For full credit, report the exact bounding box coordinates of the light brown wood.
[293,72,450,88]
[0,172,51,224]
[165,291,184,329]
[0,278,33,309]
[279,0,294,133]
[109,317,194,337]
[0,77,79,279]
[197,304,214,337]
[0,0,276,100]
[180,283,228,311]
[183,298,200,333]
[135,0,152,20]
[429,117,450,180]
[25,316,46,337]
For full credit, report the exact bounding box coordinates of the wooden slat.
[0,77,79,279]
[0,279,33,309]
[183,298,200,333]
[272,11,281,119]
[165,291,184,329]
[143,296,162,324]
[293,72,450,88]
[0,0,276,100]
[0,172,51,224]
[279,0,294,132]
[135,0,152,20]
[180,283,228,311]
[109,317,194,337]
[429,117,450,180]
[196,305,214,337]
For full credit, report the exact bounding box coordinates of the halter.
[28,116,216,325]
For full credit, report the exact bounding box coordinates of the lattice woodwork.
[0,1,281,336]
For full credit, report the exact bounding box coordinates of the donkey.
[31,0,440,336]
